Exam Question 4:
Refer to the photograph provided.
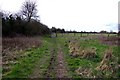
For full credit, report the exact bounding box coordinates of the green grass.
[43,37,58,78]
[3,37,53,78]
[3,34,119,78]
[78,38,109,58]
[56,34,119,78]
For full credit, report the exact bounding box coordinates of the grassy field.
[2,33,120,79]
[56,33,119,78]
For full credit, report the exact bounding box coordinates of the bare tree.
[21,0,38,22]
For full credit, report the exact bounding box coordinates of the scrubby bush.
[2,14,50,37]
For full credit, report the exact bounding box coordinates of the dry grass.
[2,37,42,61]
[68,40,97,58]
[80,47,97,59]
[2,37,42,74]
[75,48,119,78]
[98,35,119,46]
[75,67,94,78]
[96,48,118,75]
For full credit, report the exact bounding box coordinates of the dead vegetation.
[68,40,97,59]
[2,37,41,61]
[98,35,119,46]
[95,48,118,77]
[75,67,93,78]
[67,36,119,78]
[2,37,42,75]
[75,48,119,78]
[81,48,97,59]
[3,37,41,51]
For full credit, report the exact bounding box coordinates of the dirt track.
[56,47,68,78]
[29,38,68,78]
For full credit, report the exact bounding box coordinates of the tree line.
[2,13,51,37]
[1,0,51,37]
[1,0,118,37]
[1,0,67,37]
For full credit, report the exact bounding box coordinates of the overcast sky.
[0,0,120,32]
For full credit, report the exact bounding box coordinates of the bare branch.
[21,0,38,22]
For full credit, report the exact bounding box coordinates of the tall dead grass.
[2,37,42,64]
[68,40,97,58]
[76,48,119,78]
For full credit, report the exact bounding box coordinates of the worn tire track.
[29,37,69,78]
[56,46,68,78]
[44,49,56,78]
[44,38,57,78]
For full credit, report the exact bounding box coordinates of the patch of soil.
[56,48,68,78]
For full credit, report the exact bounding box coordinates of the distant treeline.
[1,12,118,37]
[66,30,117,34]
[1,0,67,37]
[1,0,119,37]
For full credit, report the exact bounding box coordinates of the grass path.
[2,35,120,78]
[43,37,69,78]
[2,36,69,78]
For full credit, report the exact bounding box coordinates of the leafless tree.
[21,0,38,22]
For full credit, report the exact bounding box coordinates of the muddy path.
[44,48,57,78]
[43,38,58,78]
[43,38,69,78]
[29,37,69,78]
[56,47,68,78]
